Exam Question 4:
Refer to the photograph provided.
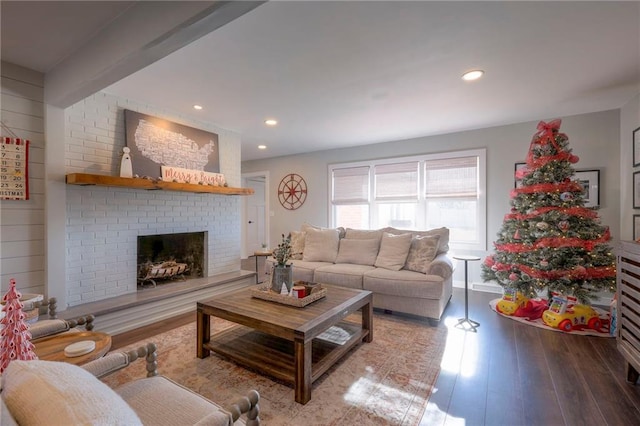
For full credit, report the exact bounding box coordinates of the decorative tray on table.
[251,281,326,307]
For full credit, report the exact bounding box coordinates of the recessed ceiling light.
[258,145,267,150]
[193,105,203,110]
[462,70,484,81]
[264,119,278,126]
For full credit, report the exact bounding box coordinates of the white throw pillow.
[374,232,413,271]
[289,231,306,260]
[2,360,142,426]
[301,223,346,238]
[404,235,441,273]
[344,228,384,245]
[384,226,449,254]
[303,227,340,262]
[335,238,380,265]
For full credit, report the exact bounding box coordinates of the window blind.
[375,161,419,200]
[332,166,370,203]
[424,156,477,198]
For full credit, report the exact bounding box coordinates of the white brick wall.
[65,92,242,306]
[0,62,46,295]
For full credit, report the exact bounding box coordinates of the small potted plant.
[271,234,293,293]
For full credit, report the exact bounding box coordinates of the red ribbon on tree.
[504,206,599,221]
[489,261,615,280]
[494,227,611,253]
[518,264,616,280]
[525,119,564,166]
[536,119,562,147]
[510,180,583,198]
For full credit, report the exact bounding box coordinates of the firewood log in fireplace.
[138,260,190,288]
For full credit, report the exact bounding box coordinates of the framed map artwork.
[124,110,220,180]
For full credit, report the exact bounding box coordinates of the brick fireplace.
[65,184,241,307]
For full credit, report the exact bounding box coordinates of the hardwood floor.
[423,288,640,426]
[110,287,640,425]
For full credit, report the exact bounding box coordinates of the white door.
[242,173,269,257]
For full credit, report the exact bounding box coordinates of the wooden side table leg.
[294,339,312,404]
[197,309,210,359]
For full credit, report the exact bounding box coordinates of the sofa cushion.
[335,238,379,265]
[314,264,376,289]
[288,259,333,282]
[404,235,441,273]
[363,268,445,299]
[303,227,340,262]
[374,232,413,271]
[116,376,232,426]
[384,226,449,254]
[290,230,305,260]
[2,360,142,426]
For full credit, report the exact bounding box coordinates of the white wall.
[620,93,640,240]
[0,62,46,295]
[62,92,243,306]
[242,110,621,290]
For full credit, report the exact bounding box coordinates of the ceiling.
[2,1,639,161]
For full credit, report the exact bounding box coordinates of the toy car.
[542,304,602,331]
[496,291,531,316]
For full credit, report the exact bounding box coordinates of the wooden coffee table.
[197,285,373,404]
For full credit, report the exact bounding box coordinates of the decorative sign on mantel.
[1,137,29,200]
[161,166,225,186]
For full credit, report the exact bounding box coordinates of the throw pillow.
[335,238,380,265]
[344,228,384,244]
[384,226,450,254]
[374,232,413,271]
[404,235,441,273]
[2,360,142,426]
[289,231,305,260]
[301,223,346,238]
[302,227,340,262]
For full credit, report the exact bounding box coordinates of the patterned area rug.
[102,312,447,425]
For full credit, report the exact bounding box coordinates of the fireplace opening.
[137,232,206,287]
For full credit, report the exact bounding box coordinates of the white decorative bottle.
[120,147,133,178]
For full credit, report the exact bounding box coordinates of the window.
[331,166,370,229]
[329,149,486,250]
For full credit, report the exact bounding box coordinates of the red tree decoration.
[0,279,38,373]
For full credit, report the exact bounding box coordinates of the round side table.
[453,255,481,332]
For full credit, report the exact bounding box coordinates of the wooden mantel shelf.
[65,173,254,196]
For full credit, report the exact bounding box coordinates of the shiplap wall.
[64,92,243,306]
[0,62,46,295]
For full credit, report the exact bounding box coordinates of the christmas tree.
[482,119,616,304]
[0,279,38,373]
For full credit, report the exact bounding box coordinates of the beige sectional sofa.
[268,224,454,322]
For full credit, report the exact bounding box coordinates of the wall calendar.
[1,137,29,200]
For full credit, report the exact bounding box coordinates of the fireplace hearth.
[137,232,206,288]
